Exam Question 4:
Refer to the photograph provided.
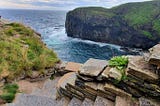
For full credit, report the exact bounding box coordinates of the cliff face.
[65,1,160,49]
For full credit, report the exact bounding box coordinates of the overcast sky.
[0,0,152,10]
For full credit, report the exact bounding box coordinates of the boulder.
[79,58,108,77]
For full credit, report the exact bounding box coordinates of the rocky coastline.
[65,0,160,49]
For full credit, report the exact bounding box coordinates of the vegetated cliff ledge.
[0,19,59,83]
[65,0,160,49]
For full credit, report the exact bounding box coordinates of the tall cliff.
[65,0,160,49]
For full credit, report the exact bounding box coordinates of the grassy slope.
[0,22,59,80]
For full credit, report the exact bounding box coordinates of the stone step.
[104,83,131,97]
[6,103,16,106]
[56,97,71,106]
[79,58,108,77]
[94,96,114,106]
[32,87,57,99]
[42,77,60,90]
[81,98,94,106]
[31,77,60,99]
[68,97,82,106]
[10,93,57,106]
[139,97,160,106]
[115,96,131,106]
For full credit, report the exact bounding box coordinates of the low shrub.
[0,83,19,103]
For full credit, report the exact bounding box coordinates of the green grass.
[0,83,19,103]
[121,1,160,27]
[0,22,59,80]
[153,19,160,35]
[109,56,128,82]
[72,7,115,19]
[109,56,128,69]
[141,30,153,39]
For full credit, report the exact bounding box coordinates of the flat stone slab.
[79,58,108,77]
[81,98,94,106]
[94,96,114,106]
[127,56,158,82]
[65,62,82,72]
[104,83,131,97]
[68,97,82,106]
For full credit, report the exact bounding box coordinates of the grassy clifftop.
[0,21,59,81]
[66,0,160,49]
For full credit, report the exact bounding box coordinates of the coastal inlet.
[0,9,137,63]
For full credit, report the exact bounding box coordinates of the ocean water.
[0,9,132,63]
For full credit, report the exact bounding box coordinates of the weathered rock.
[30,71,40,79]
[124,74,160,97]
[97,83,116,101]
[109,68,122,81]
[101,67,110,79]
[65,2,160,49]
[12,93,57,106]
[57,72,77,98]
[94,96,114,106]
[148,44,160,67]
[76,74,94,81]
[139,97,160,106]
[66,84,85,100]
[115,96,131,106]
[56,97,70,106]
[79,58,108,77]
[68,97,82,106]
[65,62,82,72]
[127,56,158,83]
[0,98,6,105]
[81,98,94,106]
[104,83,131,97]
[57,72,76,89]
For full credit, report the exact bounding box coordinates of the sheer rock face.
[65,1,160,49]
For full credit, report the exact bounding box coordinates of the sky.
[0,0,152,10]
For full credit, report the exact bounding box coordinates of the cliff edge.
[65,0,160,49]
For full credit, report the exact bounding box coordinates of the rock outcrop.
[56,44,160,106]
[65,0,160,49]
[6,44,160,106]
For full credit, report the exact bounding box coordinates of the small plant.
[109,56,129,82]
[0,83,19,103]
[109,56,128,69]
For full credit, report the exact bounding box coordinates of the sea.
[0,9,133,63]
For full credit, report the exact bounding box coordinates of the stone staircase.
[6,76,129,106]
[6,44,160,106]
